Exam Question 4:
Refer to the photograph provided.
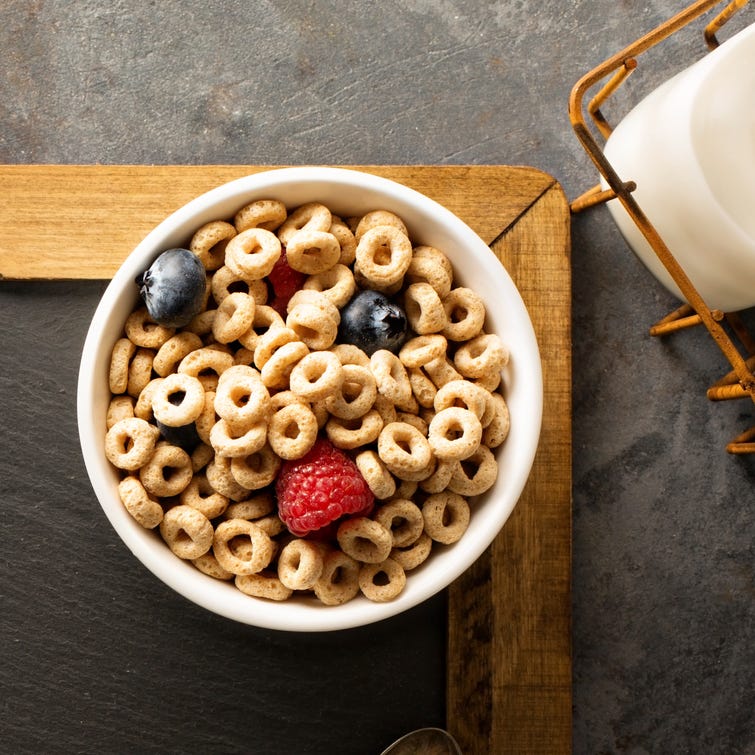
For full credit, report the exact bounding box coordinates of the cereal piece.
[330,343,370,367]
[370,349,416,412]
[215,365,271,431]
[260,340,310,390]
[190,442,214,473]
[225,227,282,281]
[453,332,509,379]
[354,225,412,288]
[355,210,409,240]
[377,421,432,480]
[109,337,137,394]
[192,552,234,581]
[289,350,343,402]
[423,356,463,389]
[253,326,300,370]
[194,390,217,445]
[179,472,229,519]
[212,291,256,344]
[234,199,288,233]
[372,392,398,426]
[230,443,281,491]
[359,558,407,602]
[210,265,268,306]
[419,458,456,494]
[355,450,396,500]
[277,539,325,591]
[482,393,511,448]
[277,202,332,246]
[210,417,267,458]
[329,216,357,265]
[153,332,203,377]
[224,493,274,520]
[398,334,447,369]
[133,378,163,421]
[394,478,418,500]
[395,410,428,436]
[403,282,447,334]
[442,287,485,341]
[267,402,318,460]
[337,517,393,564]
[313,550,361,606]
[124,307,175,349]
[184,308,217,337]
[373,498,424,547]
[447,445,498,496]
[407,367,437,409]
[118,476,163,529]
[286,301,338,351]
[324,363,377,420]
[253,513,286,538]
[422,492,470,544]
[325,409,383,450]
[213,518,274,575]
[206,453,250,501]
[235,571,293,601]
[190,220,236,271]
[237,304,285,352]
[405,245,453,298]
[433,379,489,422]
[428,407,482,461]
[474,370,502,393]
[126,348,155,399]
[106,395,135,429]
[105,417,160,471]
[139,442,194,497]
[178,346,234,386]
[285,228,341,275]
[159,504,214,559]
[303,263,356,308]
[151,373,206,427]
[391,531,433,571]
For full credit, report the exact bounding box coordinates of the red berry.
[268,248,306,316]
[275,438,374,538]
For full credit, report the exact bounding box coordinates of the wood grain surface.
[1,164,572,753]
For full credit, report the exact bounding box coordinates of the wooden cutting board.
[0,164,572,754]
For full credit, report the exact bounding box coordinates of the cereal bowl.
[77,167,542,632]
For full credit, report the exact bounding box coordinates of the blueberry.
[155,419,201,451]
[136,248,206,328]
[337,290,408,356]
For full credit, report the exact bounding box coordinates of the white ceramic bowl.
[77,167,542,632]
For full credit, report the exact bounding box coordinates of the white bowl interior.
[77,166,542,631]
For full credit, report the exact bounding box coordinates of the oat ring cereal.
[377,421,433,477]
[448,444,498,496]
[237,304,285,352]
[370,350,415,411]
[109,337,137,394]
[403,282,447,335]
[118,476,164,529]
[277,202,332,246]
[303,263,356,308]
[373,499,424,548]
[152,332,203,377]
[190,220,236,271]
[253,326,299,369]
[285,228,341,275]
[159,504,214,560]
[140,443,194,497]
[422,492,470,544]
[260,340,310,390]
[405,245,454,298]
[127,348,156,399]
[151,373,206,428]
[324,363,377,420]
[359,558,407,603]
[212,518,274,576]
[277,539,325,591]
[428,407,482,462]
[289,350,344,402]
[179,473,230,520]
[105,417,160,471]
[267,402,318,460]
[230,444,281,490]
[286,301,338,351]
[482,393,511,448]
[178,347,234,385]
[398,334,447,369]
[210,417,268,458]
[442,287,486,342]
[234,199,288,233]
[391,531,432,571]
[355,210,409,240]
[107,394,135,429]
[224,493,275,521]
[205,454,252,501]
[225,227,282,281]
[355,449,396,500]
[212,291,256,344]
[337,518,393,564]
[124,307,175,349]
[423,356,463,389]
[454,332,509,379]
[433,379,489,422]
[328,217,357,265]
[355,225,413,288]
[210,265,268,306]
[325,409,384,450]
[313,549,361,606]
[215,365,271,430]
[236,571,293,601]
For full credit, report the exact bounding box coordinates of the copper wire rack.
[569,0,755,453]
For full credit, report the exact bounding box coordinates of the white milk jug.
[602,22,755,312]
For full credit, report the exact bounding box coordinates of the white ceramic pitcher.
[602,21,755,312]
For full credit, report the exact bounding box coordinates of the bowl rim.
[77,166,542,632]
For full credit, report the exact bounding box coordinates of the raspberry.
[275,438,374,538]
[268,248,306,316]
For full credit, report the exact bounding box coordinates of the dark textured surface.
[1,2,753,753]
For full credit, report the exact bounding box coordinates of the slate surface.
[1,2,753,753]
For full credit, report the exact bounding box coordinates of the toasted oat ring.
[190,220,236,271]
[139,443,194,497]
[124,307,175,349]
[373,393,398,426]
[355,450,396,500]
[370,350,415,411]
[329,216,357,265]
[230,443,281,490]
[407,367,437,409]
[109,337,137,394]
[428,407,482,461]
[253,326,301,369]
[211,291,256,344]
[134,378,163,421]
[178,346,234,383]
[377,421,432,477]
[403,282,447,335]
[267,403,318,460]
[433,379,489,421]
[355,210,409,240]
[206,454,251,501]
[406,245,454,298]
[398,334,447,370]
[337,517,393,564]
[210,418,267,458]
[195,390,217,445]
[422,492,470,544]
[391,531,432,571]
[184,309,216,337]
[210,265,268,306]
[179,472,229,519]
[286,302,338,351]
[127,348,155,399]
[223,495,273,523]
[213,518,274,576]
[448,444,498,496]
[234,199,288,233]
[359,558,407,602]
[235,571,293,601]
[237,305,285,352]
[159,504,214,559]
[325,409,383,450]
[354,225,412,287]
[192,552,234,581]
[442,287,486,341]
[303,263,356,308]
[105,417,160,471]
[151,373,205,427]
[423,356,463,389]
[260,341,309,390]
[277,202,332,246]
[277,539,325,591]
[324,363,377,420]
[313,550,360,606]
[190,442,214,473]
[483,393,511,448]
[107,395,135,429]
[215,365,271,430]
[118,476,163,529]
[374,499,424,548]
[454,333,509,379]
[330,343,370,367]
[419,458,457,494]
[152,332,203,377]
[285,229,341,275]
[289,350,343,402]
[225,227,282,281]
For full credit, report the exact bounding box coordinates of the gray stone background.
[1,1,753,753]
